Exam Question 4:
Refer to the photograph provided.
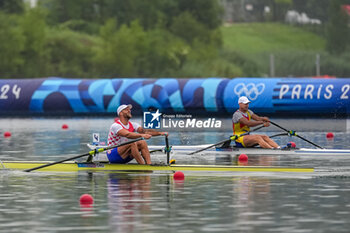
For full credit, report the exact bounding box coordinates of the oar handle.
[24,137,144,172]
[165,135,170,164]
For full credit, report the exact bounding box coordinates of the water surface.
[1,118,350,233]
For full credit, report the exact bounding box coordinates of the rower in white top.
[106,104,168,164]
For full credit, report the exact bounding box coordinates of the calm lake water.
[1,117,350,233]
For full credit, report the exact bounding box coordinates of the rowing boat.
[0,161,314,173]
[160,145,350,156]
[88,144,350,157]
[87,122,350,158]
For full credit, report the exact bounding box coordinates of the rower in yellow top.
[232,96,279,149]
[107,104,168,164]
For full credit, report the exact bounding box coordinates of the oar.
[24,138,144,172]
[269,121,324,149]
[188,125,265,155]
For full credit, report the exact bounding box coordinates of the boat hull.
[87,144,350,157]
[149,145,350,156]
[0,161,314,173]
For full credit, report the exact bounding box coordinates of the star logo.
[150,109,162,122]
[143,109,162,129]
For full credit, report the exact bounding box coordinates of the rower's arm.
[251,114,269,122]
[118,129,151,139]
[250,114,270,126]
[137,127,168,136]
[239,114,268,127]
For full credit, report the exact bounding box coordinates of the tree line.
[0,0,229,79]
[0,0,349,79]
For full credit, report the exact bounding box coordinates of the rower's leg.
[129,143,146,164]
[261,135,279,148]
[243,135,274,149]
[118,143,145,164]
[137,140,151,164]
[117,144,131,158]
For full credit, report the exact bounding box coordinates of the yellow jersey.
[232,110,253,135]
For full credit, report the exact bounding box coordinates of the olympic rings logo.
[233,83,265,100]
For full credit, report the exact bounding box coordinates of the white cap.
[117,104,132,115]
[238,96,251,104]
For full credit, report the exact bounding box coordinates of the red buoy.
[238,153,248,162]
[326,132,334,139]
[80,194,94,205]
[4,131,11,138]
[62,124,69,129]
[173,171,185,180]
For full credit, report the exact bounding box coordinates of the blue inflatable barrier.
[0,77,349,116]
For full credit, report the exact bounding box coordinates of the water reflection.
[95,172,276,232]
[2,169,350,232]
[215,153,279,167]
[89,172,188,232]
[107,174,152,232]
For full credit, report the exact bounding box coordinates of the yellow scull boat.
[0,161,314,173]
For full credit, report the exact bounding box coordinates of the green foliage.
[45,29,97,78]
[220,50,261,77]
[176,59,243,78]
[0,13,25,78]
[39,0,223,31]
[270,0,293,21]
[267,51,317,77]
[40,0,98,24]
[170,12,210,45]
[94,19,190,77]
[293,0,329,22]
[40,0,169,30]
[325,0,349,55]
[59,20,100,35]
[1,1,349,79]
[275,0,292,4]
[18,8,49,77]
[177,0,223,30]
[106,0,171,30]
[221,22,350,77]
[27,0,224,78]
[0,0,24,14]
[222,23,325,54]
[94,20,146,77]
[260,51,350,77]
[320,52,350,77]
[138,29,189,76]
